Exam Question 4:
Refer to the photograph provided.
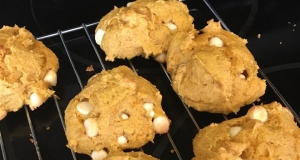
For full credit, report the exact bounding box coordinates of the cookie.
[166,20,266,114]
[192,102,300,160]
[65,66,170,158]
[100,151,157,160]
[95,0,195,61]
[0,25,59,120]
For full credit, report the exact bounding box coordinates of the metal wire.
[0,120,15,160]
[259,69,300,123]
[128,60,139,75]
[25,106,42,160]
[82,23,106,70]
[57,30,84,90]
[202,0,231,31]
[166,132,183,160]
[51,94,78,160]
[0,130,7,160]
[36,22,99,41]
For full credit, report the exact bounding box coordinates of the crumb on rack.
[170,149,174,153]
[257,33,261,39]
[293,24,297,27]
[280,42,282,44]
[46,126,50,130]
[30,139,34,143]
[86,65,94,72]
[288,21,291,24]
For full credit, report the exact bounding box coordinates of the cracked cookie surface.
[192,102,300,160]
[0,25,59,120]
[166,20,266,114]
[65,65,170,159]
[95,0,195,61]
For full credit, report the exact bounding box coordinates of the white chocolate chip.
[84,118,98,137]
[76,102,94,115]
[149,110,155,117]
[145,110,155,117]
[91,150,108,160]
[209,37,224,47]
[126,2,132,7]
[229,126,242,137]
[121,113,129,120]
[30,92,43,109]
[95,29,105,45]
[143,103,154,111]
[43,70,57,86]
[167,22,177,31]
[153,116,170,134]
[154,53,166,63]
[143,103,155,117]
[239,74,246,79]
[247,106,268,122]
[118,135,128,145]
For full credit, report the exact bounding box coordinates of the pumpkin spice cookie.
[65,66,170,159]
[0,25,59,120]
[166,20,266,114]
[95,0,195,62]
[192,102,300,160]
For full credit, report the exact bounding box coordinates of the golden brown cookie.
[101,151,157,160]
[65,66,170,158]
[95,0,195,61]
[0,25,59,120]
[192,102,300,160]
[166,20,266,114]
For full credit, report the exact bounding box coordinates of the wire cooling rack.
[0,0,299,160]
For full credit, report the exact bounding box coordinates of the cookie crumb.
[46,126,50,130]
[170,149,174,153]
[280,42,282,44]
[257,33,261,39]
[86,65,94,72]
[30,139,34,143]
[288,21,291,24]
[293,24,297,27]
